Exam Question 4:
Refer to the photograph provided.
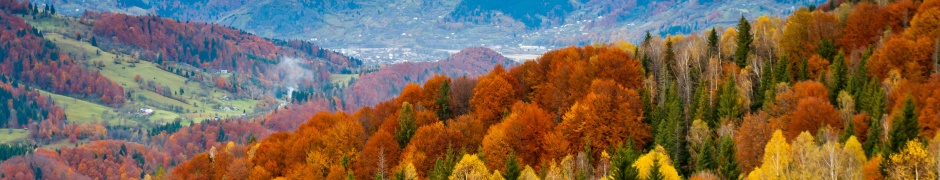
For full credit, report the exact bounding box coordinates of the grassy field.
[42,32,258,126]
[38,90,125,124]
[330,73,360,88]
[0,129,29,144]
[22,15,265,128]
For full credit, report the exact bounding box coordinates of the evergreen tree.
[707,28,719,57]
[649,156,665,180]
[655,82,686,174]
[665,40,677,71]
[395,102,417,148]
[436,80,451,122]
[717,136,740,180]
[848,54,869,98]
[888,97,919,153]
[120,144,128,156]
[717,76,739,120]
[829,52,847,103]
[641,87,655,134]
[429,148,457,180]
[504,153,520,180]
[641,31,654,72]
[775,56,790,83]
[817,39,837,61]
[217,126,226,142]
[611,139,640,180]
[859,79,886,120]
[735,16,753,67]
[655,83,680,152]
[90,36,98,47]
[756,62,775,111]
[841,119,856,142]
[864,114,884,157]
[695,137,718,172]
[692,84,716,128]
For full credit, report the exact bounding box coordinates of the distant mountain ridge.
[343,47,515,111]
[38,0,823,62]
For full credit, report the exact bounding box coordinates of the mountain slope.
[342,47,516,111]
[34,0,822,62]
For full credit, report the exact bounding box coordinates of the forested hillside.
[0,3,126,106]
[164,0,940,179]
[0,0,520,179]
[4,0,940,179]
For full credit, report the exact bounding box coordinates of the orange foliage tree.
[839,3,889,51]
[556,79,649,158]
[353,130,401,180]
[482,102,555,172]
[400,122,462,177]
[526,46,643,119]
[806,54,831,79]
[780,8,841,79]
[470,66,517,127]
[772,81,830,115]
[906,8,940,40]
[735,113,774,171]
[902,76,940,138]
[868,36,936,82]
[786,97,843,139]
[250,112,365,178]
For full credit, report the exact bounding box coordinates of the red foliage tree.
[482,102,555,171]
[0,11,124,106]
[868,36,935,82]
[839,3,889,51]
[786,97,843,139]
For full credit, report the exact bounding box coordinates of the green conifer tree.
[436,80,451,122]
[888,97,919,153]
[717,136,740,180]
[395,102,417,148]
[708,28,719,57]
[612,139,641,180]
[717,76,739,120]
[504,153,520,180]
[735,16,753,67]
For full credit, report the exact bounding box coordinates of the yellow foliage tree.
[844,136,867,164]
[720,27,738,61]
[632,146,681,180]
[759,130,791,179]
[930,134,940,178]
[888,141,937,179]
[745,166,766,180]
[752,15,783,60]
[450,154,491,180]
[788,131,818,180]
[518,166,541,180]
[397,161,418,180]
[489,171,505,180]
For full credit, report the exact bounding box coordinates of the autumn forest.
[3,0,940,180]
